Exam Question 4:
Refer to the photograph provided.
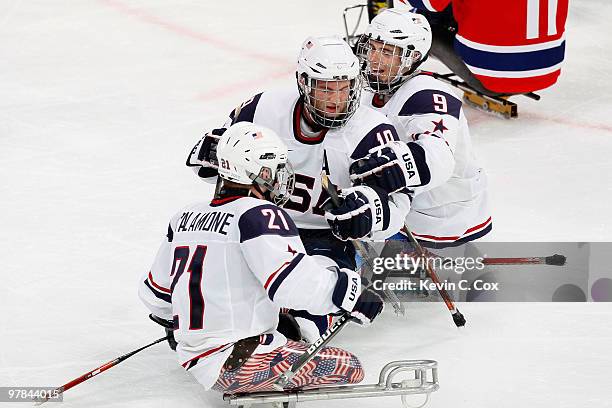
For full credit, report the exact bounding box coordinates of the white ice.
[1,1,611,407]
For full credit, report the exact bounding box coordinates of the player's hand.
[350,141,427,194]
[149,314,177,351]
[331,268,362,312]
[186,128,225,169]
[351,288,384,326]
[325,185,390,241]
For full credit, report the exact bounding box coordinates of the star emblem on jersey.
[431,119,448,134]
[287,245,297,256]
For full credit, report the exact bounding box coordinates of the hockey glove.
[325,185,390,241]
[149,314,177,351]
[186,128,225,173]
[351,288,384,326]
[331,268,384,326]
[349,141,429,194]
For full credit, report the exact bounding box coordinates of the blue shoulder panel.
[230,93,263,124]
[351,123,400,160]
[239,204,299,243]
[399,89,462,119]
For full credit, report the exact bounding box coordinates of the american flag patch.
[306,41,313,49]
[252,132,263,139]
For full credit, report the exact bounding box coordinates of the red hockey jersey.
[399,0,569,93]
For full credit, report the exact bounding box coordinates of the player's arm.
[138,224,175,321]
[327,123,413,241]
[239,204,381,323]
[397,88,462,195]
[403,0,451,12]
[186,93,264,182]
[350,90,460,197]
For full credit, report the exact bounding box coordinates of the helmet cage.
[356,34,422,95]
[298,74,362,129]
[248,161,295,207]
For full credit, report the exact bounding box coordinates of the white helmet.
[216,122,295,206]
[296,36,362,129]
[356,9,432,94]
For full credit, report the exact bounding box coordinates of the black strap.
[223,336,261,371]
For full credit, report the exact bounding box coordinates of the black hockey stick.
[273,312,354,390]
[35,335,169,405]
[401,225,466,327]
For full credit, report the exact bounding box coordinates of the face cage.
[299,76,362,129]
[249,162,296,207]
[356,36,416,95]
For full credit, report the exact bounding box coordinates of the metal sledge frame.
[223,360,439,408]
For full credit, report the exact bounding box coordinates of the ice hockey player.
[353,8,491,248]
[139,122,383,393]
[187,36,427,339]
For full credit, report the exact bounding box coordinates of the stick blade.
[452,310,466,327]
[545,254,566,266]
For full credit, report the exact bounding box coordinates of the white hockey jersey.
[187,86,412,241]
[139,196,343,389]
[361,74,491,245]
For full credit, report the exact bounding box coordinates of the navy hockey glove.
[351,288,384,326]
[186,128,225,177]
[350,141,430,194]
[149,314,177,351]
[331,268,383,326]
[325,185,390,241]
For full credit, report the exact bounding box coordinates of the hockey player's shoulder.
[397,74,463,119]
[231,86,299,124]
[348,105,399,159]
[237,198,299,243]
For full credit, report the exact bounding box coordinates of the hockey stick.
[321,173,405,316]
[401,226,466,327]
[273,312,354,390]
[403,250,567,268]
[35,335,169,405]
[480,255,566,266]
[273,175,400,390]
[422,71,541,101]
[320,174,465,327]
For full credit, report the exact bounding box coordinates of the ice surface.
[1,1,611,407]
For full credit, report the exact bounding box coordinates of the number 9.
[433,94,447,113]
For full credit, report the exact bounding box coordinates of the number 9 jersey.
[138,196,343,389]
[361,74,492,246]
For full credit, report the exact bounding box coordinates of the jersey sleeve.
[370,190,412,241]
[238,204,341,316]
[186,93,263,182]
[405,0,450,12]
[138,224,175,320]
[350,122,400,161]
[397,88,462,194]
[350,122,413,240]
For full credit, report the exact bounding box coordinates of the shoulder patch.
[230,93,263,124]
[399,89,462,119]
[351,123,400,160]
[239,204,299,243]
